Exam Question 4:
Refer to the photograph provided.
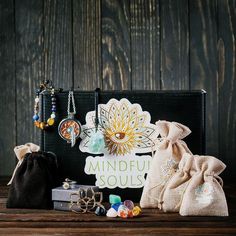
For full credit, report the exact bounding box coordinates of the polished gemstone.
[117,205,129,218]
[106,207,118,217]
[88,131,105,153]
[124,200,134,210]
[127,210,133,218]
[111,202,122,211]
[95,206,107,216]
[109,194,121,204]
[132,206,142,216]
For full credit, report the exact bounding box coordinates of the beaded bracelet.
[33,80,57,130]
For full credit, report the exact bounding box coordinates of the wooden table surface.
[0,178,236,236]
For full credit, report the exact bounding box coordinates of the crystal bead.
[51,113,56,119]
[47,118,55,126]
[39,122,45,130]
[34,121,40,128]
[33,114,39,121]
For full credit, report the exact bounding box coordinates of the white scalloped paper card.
[79,98,158,189]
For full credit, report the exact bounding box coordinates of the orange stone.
[39,122,45,130]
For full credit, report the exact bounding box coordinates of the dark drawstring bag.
[7,143,59,209]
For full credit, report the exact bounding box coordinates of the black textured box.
[40,90,206,202]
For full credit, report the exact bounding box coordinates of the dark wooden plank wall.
[0,0,235,178]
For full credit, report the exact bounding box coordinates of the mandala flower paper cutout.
[79,98,157,155]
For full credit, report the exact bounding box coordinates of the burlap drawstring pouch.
[179,155,228,216]
[160,153,194,212]
[140,120,192,208]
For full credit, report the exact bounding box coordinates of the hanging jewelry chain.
[67,91,76,115]
[58,90,82,147]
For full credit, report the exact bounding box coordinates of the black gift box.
[40,90,206,202]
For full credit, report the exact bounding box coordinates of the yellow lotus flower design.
[80,98,157,156]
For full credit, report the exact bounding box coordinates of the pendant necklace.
[88,88,105,153]
[58,91,82,147]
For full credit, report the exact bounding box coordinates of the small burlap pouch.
[140,120,192,208]
[160,153,194,212]
[180,155,228,216]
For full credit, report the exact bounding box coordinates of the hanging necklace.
[58,91,82,147]
[33,80,57,130]
[88,88,105,153]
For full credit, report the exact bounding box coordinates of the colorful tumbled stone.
[109,194,121,204]
[106,207,118,218]
[132,206,142,216]
[111,202,122,211]
[117,205,129,218]
[95,206,107,216]
[124,200,134,210]
[119,211,128,218]
[127,210,133,218]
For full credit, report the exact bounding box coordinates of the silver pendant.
[58,114,82,147]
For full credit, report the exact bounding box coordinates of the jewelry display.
[58,91,82,147]
[33,80,57,130]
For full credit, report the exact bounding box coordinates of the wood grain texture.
[0,0,16,175]
[0,179,236,235]
[189,0,219,157]
[101,0,131,90]
[15,0,44,148]
[130,0,160,90]
[160,0,189,90]
[0,0,236,179]
[73,0,101,90]
[44,0,72,90]
[218,0,236,174]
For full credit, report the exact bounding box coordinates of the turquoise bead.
[88,131,105,153]
[109,194,121,204]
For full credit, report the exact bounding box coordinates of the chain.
[67,91,76,115]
